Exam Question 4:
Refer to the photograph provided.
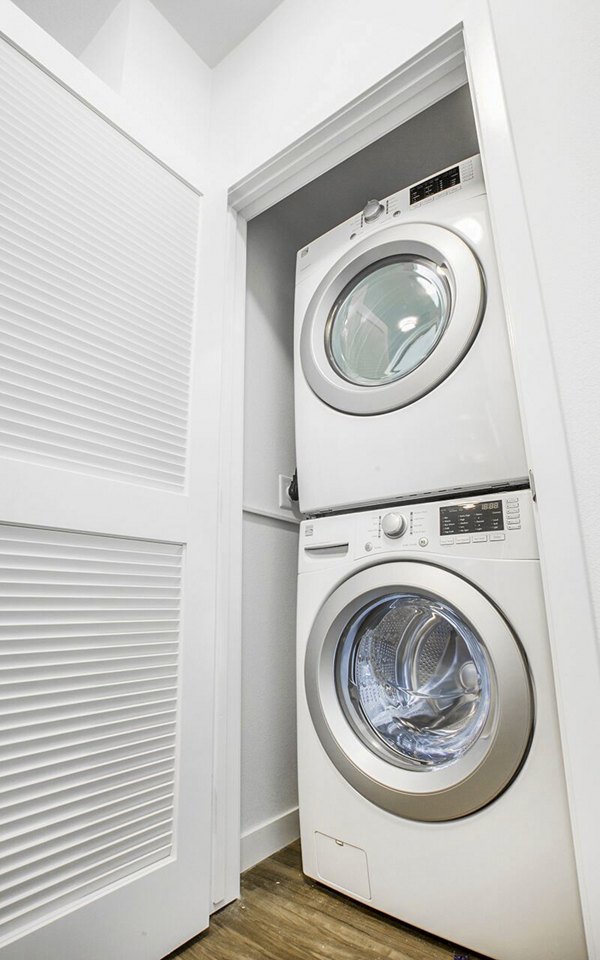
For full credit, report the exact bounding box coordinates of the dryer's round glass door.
[300,222,485,415]
[327,256,451,386]
[336,592,492,768]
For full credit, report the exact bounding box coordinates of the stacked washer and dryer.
[292,155,586,959]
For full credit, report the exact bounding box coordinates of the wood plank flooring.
[168,841,487,960]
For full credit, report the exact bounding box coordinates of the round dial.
[381,512,406,539]
[362,199,385,223]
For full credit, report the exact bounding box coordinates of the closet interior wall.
[241,84,480,869]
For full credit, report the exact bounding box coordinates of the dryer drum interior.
[305,562,534,821]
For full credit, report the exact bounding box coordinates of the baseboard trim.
[241,808,300,873]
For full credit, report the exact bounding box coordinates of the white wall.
[244,212,298,518]
[489,0,600,635]
[240,514,299,869]
[211,0,464,187]
[80,0,212,184]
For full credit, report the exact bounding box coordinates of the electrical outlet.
[278,474,293,511]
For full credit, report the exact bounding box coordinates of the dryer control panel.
[296,154,484,280]
[299,490,537,572]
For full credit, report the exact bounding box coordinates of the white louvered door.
[0,36,213,960]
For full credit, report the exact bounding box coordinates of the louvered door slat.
[0,39,200,489]
[0,525,181,942]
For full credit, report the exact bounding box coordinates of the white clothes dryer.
[294,155,528,515]
[297,491,585,960]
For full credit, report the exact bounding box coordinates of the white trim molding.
[241,809,300,874]
[228,27,467,220]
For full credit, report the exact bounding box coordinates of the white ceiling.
[152,0,284,66]
[11,0,284,66]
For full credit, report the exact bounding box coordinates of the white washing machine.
[294,155,528,516]
[297,491,586,960]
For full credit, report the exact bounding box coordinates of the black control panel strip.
[410,165,461,205]
[440,500,504,536]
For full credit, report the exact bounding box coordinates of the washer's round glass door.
[336,592,492,768]
[327,256,451,387]
[304,562,533,821]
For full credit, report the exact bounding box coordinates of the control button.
[305,525,314,537]
[490,533,506,541]
[506,508,520,516]
[382,512,406,539]
[472,534,488,542]
[506,496,519,503]
[365,542,373,552]
[440,536,454,545]
[456,535,471,544]
[418,537,429,547]
[362,198,385,223]
[507,524,521,530]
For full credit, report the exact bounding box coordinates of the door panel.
[0,37,211,960]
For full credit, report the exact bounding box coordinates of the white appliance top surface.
[296,154,485,280]
[299,489,537,571]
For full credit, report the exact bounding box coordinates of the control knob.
[363,198,385,223]
[382,512,406,539]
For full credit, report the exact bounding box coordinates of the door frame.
[215,4,599,955]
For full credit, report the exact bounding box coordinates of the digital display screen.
[440,500,504,535]
[410,165,461,204]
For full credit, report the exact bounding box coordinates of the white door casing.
[0,33,213,960]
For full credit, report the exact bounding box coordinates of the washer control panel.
[353,490,536,561]
[299,491,537,572]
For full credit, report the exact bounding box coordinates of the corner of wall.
[118,0,212,183]
[79,0,131,93]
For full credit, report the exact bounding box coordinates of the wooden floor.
[168,841,487,960]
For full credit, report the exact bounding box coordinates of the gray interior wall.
[241,85,479,860]
[240,514,299,838]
